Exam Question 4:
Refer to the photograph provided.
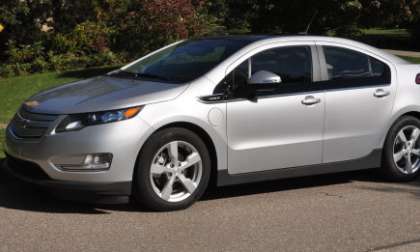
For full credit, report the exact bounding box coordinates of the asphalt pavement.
[1,160,420,252]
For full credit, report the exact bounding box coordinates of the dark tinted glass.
[251,46,312,85]
[220,46,313,96]
[123,39,253,83]
[323,46,391,85]
[232,60,249,87]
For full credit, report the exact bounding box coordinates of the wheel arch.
[381,108,420,148]
[135,121,220,189]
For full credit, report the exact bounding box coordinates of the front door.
[226,45,325,174]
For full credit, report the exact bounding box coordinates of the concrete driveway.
[1,161,420,252]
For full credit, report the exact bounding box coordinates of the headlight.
[55,106,143,133]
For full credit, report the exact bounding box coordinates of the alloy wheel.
[149,141,203,203]
[393,125,420,175]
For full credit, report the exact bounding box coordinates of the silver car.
[5,35,420,210]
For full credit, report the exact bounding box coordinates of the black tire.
[382,116,420,181]
[132,127,211,211]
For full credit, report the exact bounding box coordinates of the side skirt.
[217,149,382,187]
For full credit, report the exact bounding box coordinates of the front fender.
[139,101,228,172]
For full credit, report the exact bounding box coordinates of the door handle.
[374,89,390,98]
[301,96,321,106]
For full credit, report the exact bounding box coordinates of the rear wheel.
[383,116,420,181]
[133,128,211,211]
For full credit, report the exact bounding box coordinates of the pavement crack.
[320,192,344,198]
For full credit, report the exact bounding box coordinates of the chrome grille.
[10,108,58,139]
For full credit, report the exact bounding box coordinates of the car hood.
[23,76,188,114]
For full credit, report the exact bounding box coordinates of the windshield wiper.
[109,70,180,83]
[134,72,170,82]
[107,70,136,79]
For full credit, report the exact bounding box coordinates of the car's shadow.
[2,158,420,214]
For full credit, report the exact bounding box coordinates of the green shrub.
[49,53,87,71]
[51,33,79,54]
[31,57,49,72]
[0,52,125,78]
[0,64,19,77]
[48,51,124,72]
[7,41,45,64]
[0,63,33,77]
[71,21,115,54]
[90,51,124,66]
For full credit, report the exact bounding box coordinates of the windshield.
[119,38,254,83]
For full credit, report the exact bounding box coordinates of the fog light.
[54,153,113,172]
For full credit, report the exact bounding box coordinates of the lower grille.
[9,108,58,139]
[6,154,50,180]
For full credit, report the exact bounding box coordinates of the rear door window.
[321,46,391,87]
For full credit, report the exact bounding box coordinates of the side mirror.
[232,83,258,102]
[248,70,282,85]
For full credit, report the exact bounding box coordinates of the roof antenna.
[302,10,319,35]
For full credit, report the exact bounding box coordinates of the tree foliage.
[0,0,419,77]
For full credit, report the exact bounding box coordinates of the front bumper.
[4,115,154,196]
[4,153,131,196]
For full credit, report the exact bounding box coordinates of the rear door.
[316,44,397,163]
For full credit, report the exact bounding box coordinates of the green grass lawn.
[358,28,414,51]
[361,28,411,38]
[401,56,420,64]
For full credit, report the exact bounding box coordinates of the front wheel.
[132,128,211,211]
[383,116,420,181]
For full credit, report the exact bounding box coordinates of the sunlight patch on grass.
[361,28,410,38]
[402,56,420,64]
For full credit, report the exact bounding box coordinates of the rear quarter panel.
[383,64,420,145]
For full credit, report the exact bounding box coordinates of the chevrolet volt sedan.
[5,35,420,211]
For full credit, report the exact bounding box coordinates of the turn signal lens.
[123,107,142,118]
